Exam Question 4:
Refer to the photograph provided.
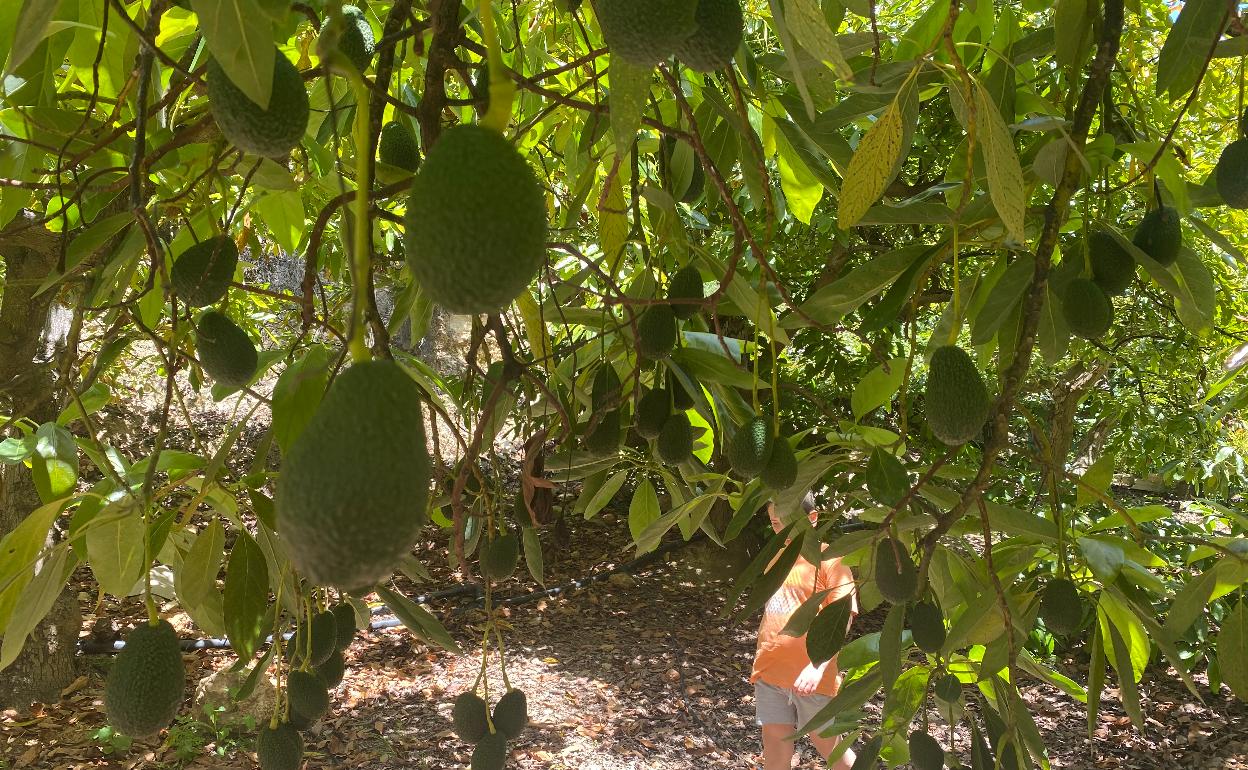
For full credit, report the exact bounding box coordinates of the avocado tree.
[1,0,1247,766]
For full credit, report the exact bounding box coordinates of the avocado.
[727,416,773,478]
[909,729,945,770]
[207,49,309,157]
[453,691,490,743]
[195,310,258,390]
[760,437,797,490]
[286,669,329,729]
[275,360,431,590]
[256,721,304,770]
[591,362,622,411]
[323,5,375,72]
[291,610,337,666]
[674,0,744,72]
[656,412,694,464]
[584,409,622,456]
[874,537,917,604]
[170,235,238,307]
[379,120,420,171]
[667,265,704,320]
[491,689,528,739]
[1216,138,1248,209]
[635,387,671,440]
[471,730,509,770]
[924,346,989,446]
[315,648,346,688]
[1132,206,1182,267]
[330,602,357,648]
[1039,578,1083,635]
[933,673,961,702]
[480,532,520,581]
[595,0,698,65]
[1089,229,1135,296]
[1061,277,1114,340]
[406,125,547,314]
[636,304,678,359]
[104,620,185,737]
[667,370,696,409]
[909,601,946,654]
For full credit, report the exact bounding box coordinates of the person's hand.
[793,663,824,695]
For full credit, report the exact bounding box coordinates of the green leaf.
[733,534,805,623]
[3,0,62,75]
[797,246,927,324]
[190,0,276,109]
[223,530,268,660]
[1103,607,1144,728]
[271,346,331,453]
[1077,451,1116,508]
[878,602,905,691]
[670,347,762,391]
[971,255,1033,345]
[1078,536,1125,581]
[254,190,305,253]
[176,518,225,611]
[795,668,882,738]
[64,212,133,271]
[782,0,853,80]
[779,588,832,637]
[84,500,146,598]
[608,57,651,151]
[865,448,909,507]
[628,479,660,544]
[1156,0,1228,100]
[599,172,628,274]
[0,543,73,671]
[807,595,854,665]
[584,469,629,519]
[773,120,824,224]
[837,75,915,229]
[851,358,907,420]
[375,585,461,653]
[1053,0,1093,75]
[1217,600,1248,701]
[1086,621,1105,738]
[31,422,78,501]
[973,80,1027,242]
[880,665,929,734]
[0,499,65,633]
[983,501,1059,542]
[57,382,111,426]
[522,526,544,586]
[1163,568,1218,640]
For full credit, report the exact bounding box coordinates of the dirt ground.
[2,509,1248,770]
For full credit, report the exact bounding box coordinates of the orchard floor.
[3,513,1248,770]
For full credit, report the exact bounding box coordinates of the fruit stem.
[346,69,373,363]
[478,0,515,133]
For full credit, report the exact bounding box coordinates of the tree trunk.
[0,241,81,711]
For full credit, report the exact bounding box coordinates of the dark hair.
[801,491,818,514]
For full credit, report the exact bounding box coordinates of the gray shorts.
[754,679,832,729]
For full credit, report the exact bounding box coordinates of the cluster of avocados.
[923,345,990,447]
[636,265,706,360]
[261,603,358,770]
[1215,110,1248,209]
[629,369,699,465]
[726,414,798,490]
[596,0,743,71]
[452,688,529,770]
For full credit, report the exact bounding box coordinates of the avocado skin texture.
[874,538,918,604]
[492,689,528,739]
[675,0,744,72]
[637,305,678,359]
[275,359,431,590]
[330,603,357,648]
[1132,206,1182,267]
[1061,278,1114,341]
[595,0,698,65]
[170,236,238,307]
[104,620,185,737]
[1039,578,1083,635]
[471,731,509,770]
[406,125,547,314]
[323,5,375,72]
[584,409,622,456]
[207,49,309,157]
[909,730,945,770]
[635,388,671,440]
[452,692,490,743]
[933,673,961,702]
[667,265,704,320]
[760,437,797,490]
[315,648,346,688]
[379,120,420,171]
[481,532,520,581]
[591,363,622,411]
[728,416,773,478]
[909,601,946,654]
[1216,139,1248,209]
[1089,229,1135,296]
[291,610,337,666]
[924,346,989,447]
[195,310,257,390]
[256,722,304,770]
[286,670,329,729]
[656,412,694,464]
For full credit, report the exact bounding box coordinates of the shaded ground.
[3,511,1248,770]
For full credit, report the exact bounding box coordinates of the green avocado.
[637,304,678,359]
[924,346,989,447]
[909,729,945,770]
[1039,578,1083,635]
[591,362,622,411]
[874,537,917,604]
[471,730,509,770]
[1216,138,1248,209]
[492,689,528,739]
[635,388,672,440]
[675,0,744,72]
[104,620,185,737]
[291,610,337,666]
[595,0,698,65]
[760,437,797,490]
[170,235,238,307]
[195,310,258,390]
[330,603,357,648]
[933,673,961,702]
[315,648,346,688]
[909,601,946,654]
[275,360,431,590]
[480,532,520,581]
[323,5,375,72]
[656,412,694,464]
[584,409,622,456]
[286,669,329,729]
[256,722,304,770]
[728,416,773,479]
[667,370,696,410]
[379,120,420,171]
[1132,206,1182,267]
[207,49,309,157]
[1061,277,1114,341]
[453,692,490,743]
[406,125,547,314]
[1089,229,1136,296]
[667,265,704,320]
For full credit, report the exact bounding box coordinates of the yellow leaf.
[973,81,1027,243]
[599,171,629,276]
[837,96,905,229]
[782,0,853,80]
[515,290,552,369]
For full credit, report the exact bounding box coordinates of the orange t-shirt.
[751,551,857,696]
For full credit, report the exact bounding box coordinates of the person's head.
[766,491,820,533]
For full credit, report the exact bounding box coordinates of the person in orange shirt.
[752,493,857,770]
